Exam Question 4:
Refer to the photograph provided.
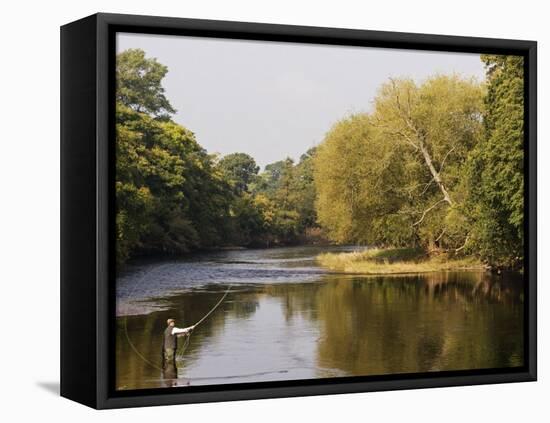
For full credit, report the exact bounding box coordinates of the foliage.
[248,152,320,245]
[464,55,524,268]
[115,49,321,265]
[373,75,485,251]
[314,114,411,245]
[218,153,260,194]
[115,103,234,263]
[314,68,523,269]
[314,75,486,255]
[116,49,176,118]
[115,50,233,264]
[115,49,524,270]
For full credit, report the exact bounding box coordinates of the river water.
[115,245,524,390]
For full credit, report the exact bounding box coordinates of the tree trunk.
[418,141,453,206]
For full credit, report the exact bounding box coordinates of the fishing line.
[124,313,164,372]
[123,265,171,373]
[122,264,232,371]
[177,284,232,358]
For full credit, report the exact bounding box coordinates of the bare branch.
[438,145,456,174]
[455,235,470,253]
[382,80,454,206]
[420,178,435,196]
[413,198,447,227]
[371,118,419,151]
[395,131,419,150]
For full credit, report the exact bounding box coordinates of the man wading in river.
[162,318,194,368]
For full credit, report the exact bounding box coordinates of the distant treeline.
[116,49,524,269]
[115,49,317,265]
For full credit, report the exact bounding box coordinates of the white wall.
[0,0,546,420]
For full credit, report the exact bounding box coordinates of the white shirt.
[171,326,192,335]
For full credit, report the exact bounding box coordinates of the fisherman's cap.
[167,318,175,324]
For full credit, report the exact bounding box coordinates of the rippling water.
[116,245,361,316]
[115,245,524,390]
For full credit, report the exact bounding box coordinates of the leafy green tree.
[116,49,176,118]
[292,148,318,231]
[314,75,485,251]
[225,193,265,245]
[218,153,260,194]
[115,49,234,264]
[115,107,155,263]
[252,160,287,195]
[465,55,524,268]
[115,48,524,270]
[116,104,230,258]
[314,113,413,245]
[372,75,484,251]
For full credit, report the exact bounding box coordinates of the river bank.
[317,247,485,275]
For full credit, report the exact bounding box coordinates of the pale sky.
[117,33,485,170]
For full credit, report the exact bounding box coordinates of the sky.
[117,33,485,170]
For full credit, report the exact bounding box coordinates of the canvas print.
[115,33,525,391]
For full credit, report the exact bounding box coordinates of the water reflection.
[315,272,523,377]
[116,248,523,390]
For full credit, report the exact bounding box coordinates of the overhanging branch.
[413,198,447,226]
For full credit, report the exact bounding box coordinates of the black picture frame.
[60,12,537,409]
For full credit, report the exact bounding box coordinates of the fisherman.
[162,318,194,368]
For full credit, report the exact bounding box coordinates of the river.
[115,245,524,390]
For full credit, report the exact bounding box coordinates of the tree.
[227,193,265,245]
[247,153,320,244]
[372,75,484,251]
[115,107,156,263]
[314,114,413,245]
[464,55,524,268]
[314,75,485,251]
[115,50,234,264]
[252,160,287,195]
[218,153,260,194]
[116,103,232,259]
[292,147,318,231]
[116,49,176,118]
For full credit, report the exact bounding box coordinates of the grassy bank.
[317,247,485,275]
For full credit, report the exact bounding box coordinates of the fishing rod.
[178,285,232,357]
[192,285,232,329]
